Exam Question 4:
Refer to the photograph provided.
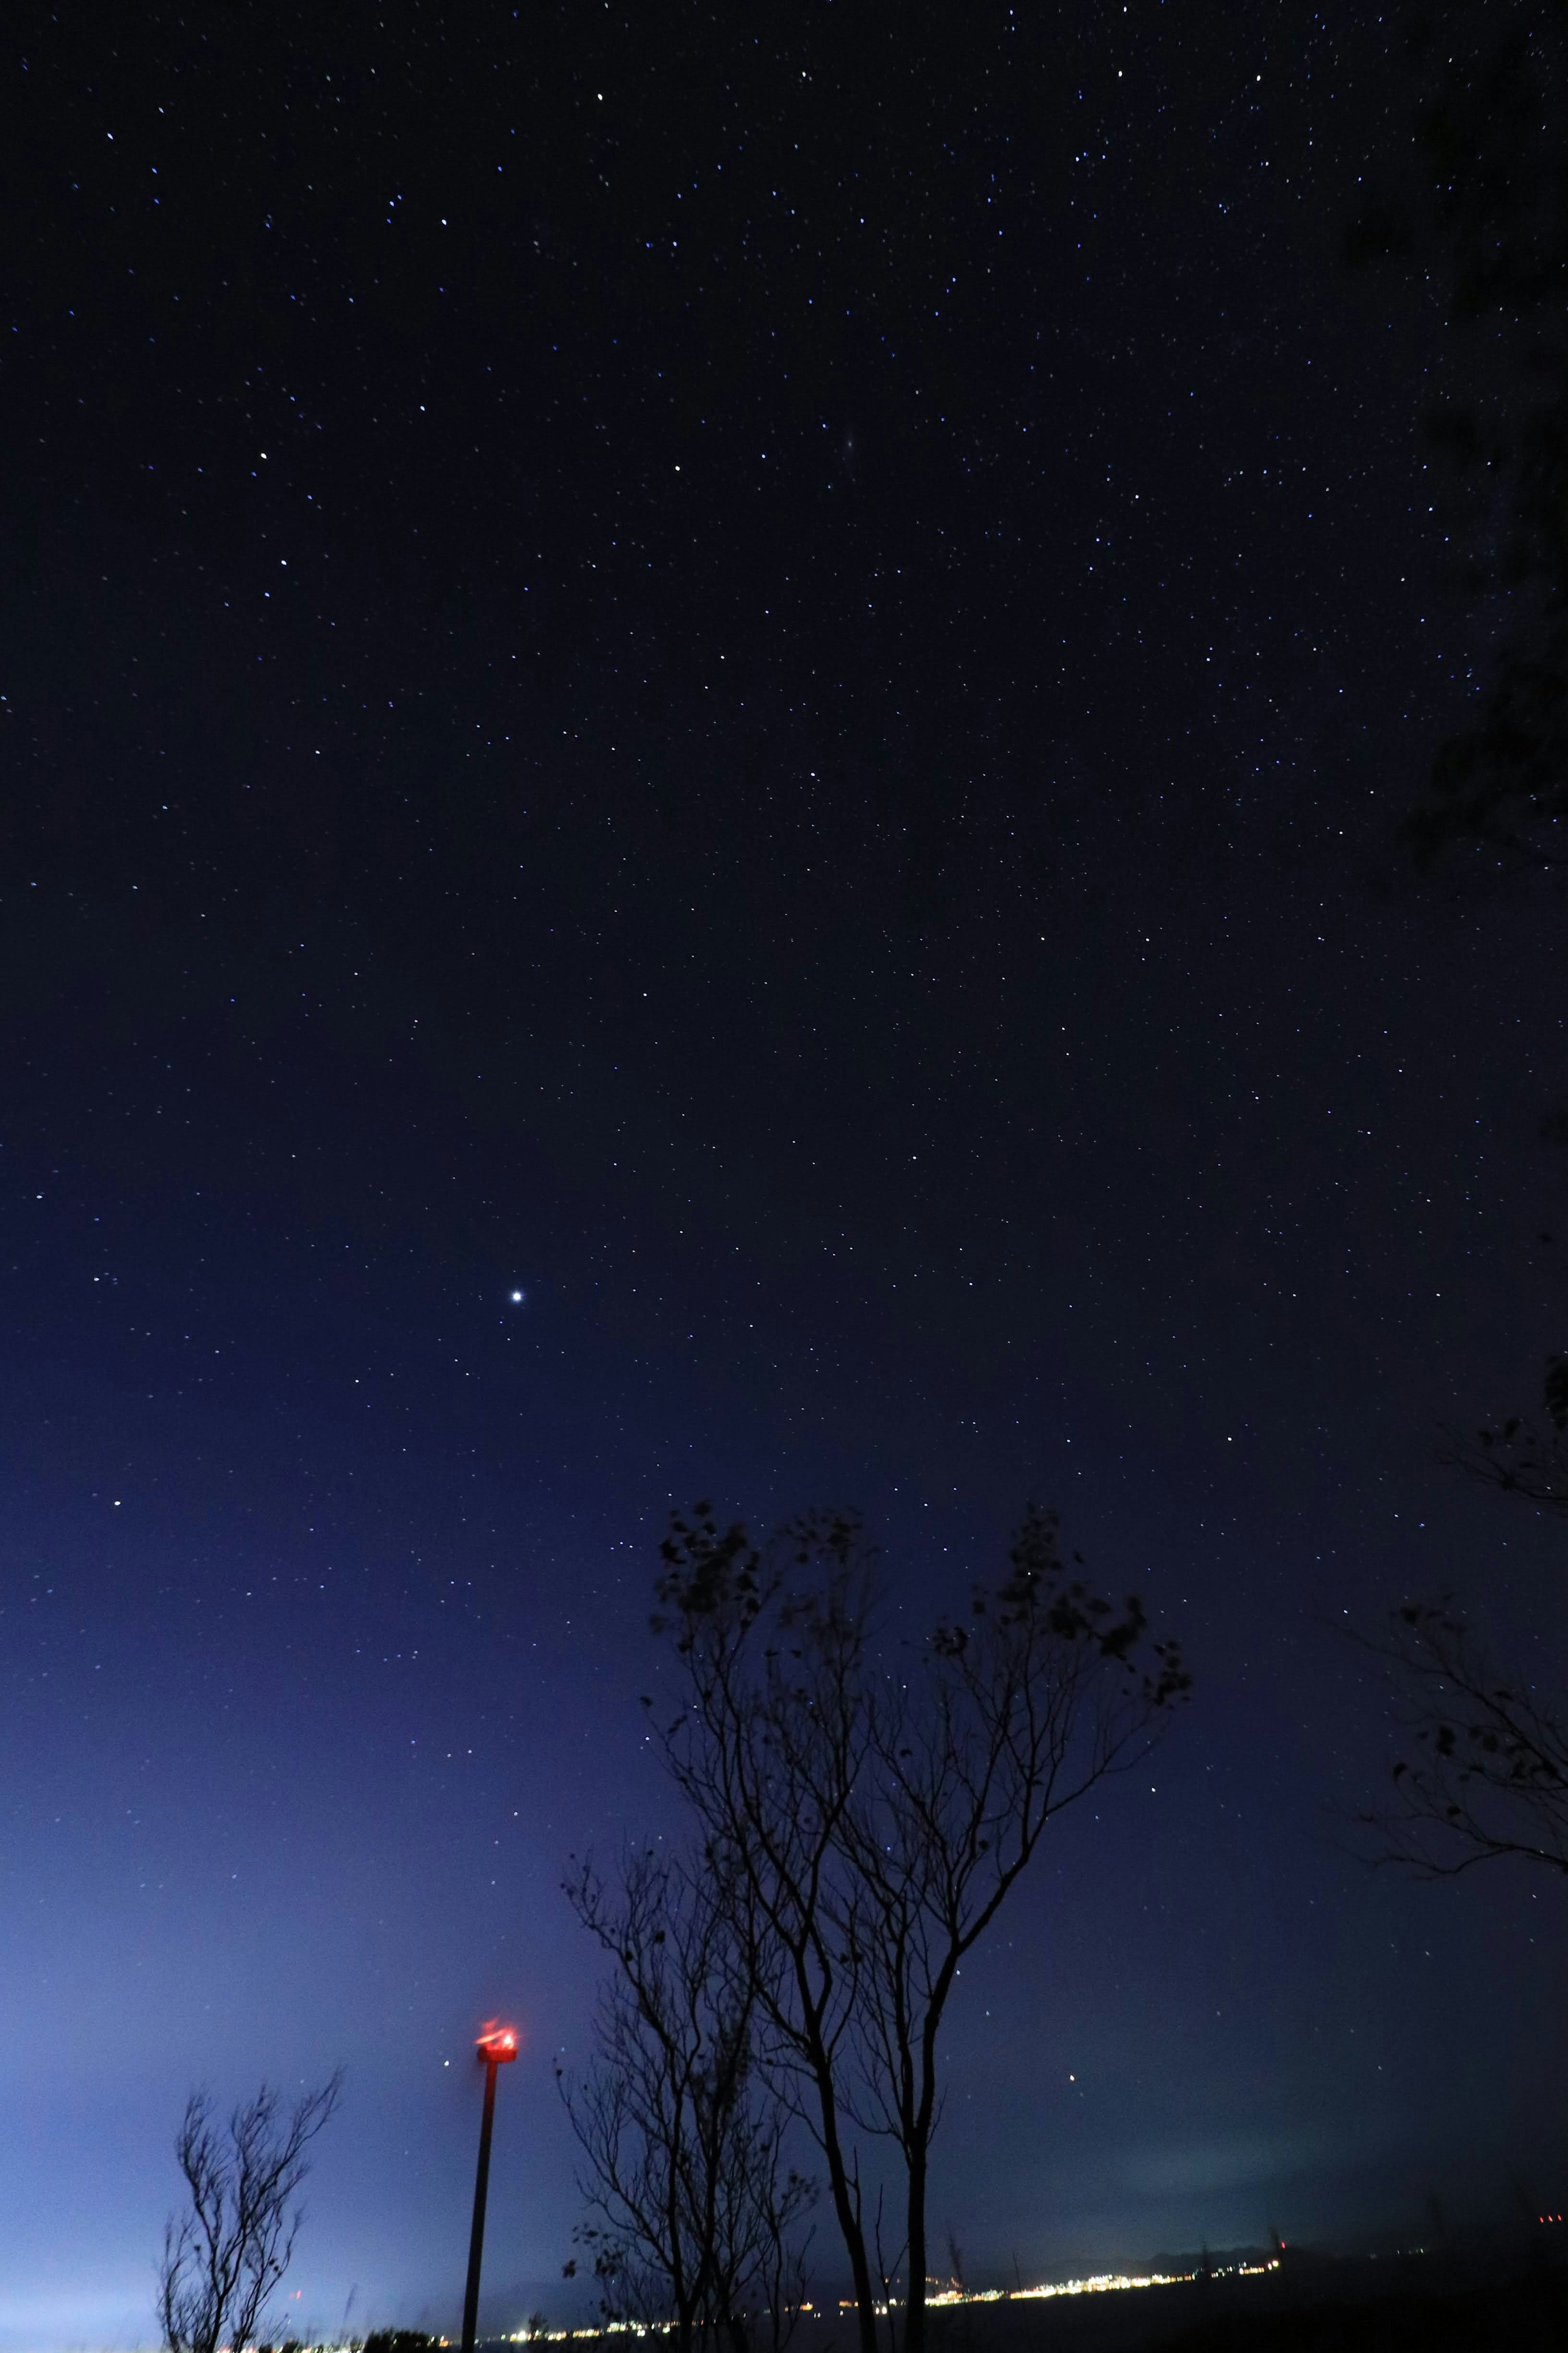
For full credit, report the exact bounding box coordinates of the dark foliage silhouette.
[1350,0,1568,871]
[1360,1593,1568,1877]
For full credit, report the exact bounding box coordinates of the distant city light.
[59,2246,1307,2351]
[503,2256,1303,2342]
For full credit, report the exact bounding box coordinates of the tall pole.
[461,2055,500,2353]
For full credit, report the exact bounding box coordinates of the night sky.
[4,2,1566,2344]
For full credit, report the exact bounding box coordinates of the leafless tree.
[158,2074,344,2353]
[648,1502,1189,2353]
[559,1847,814,2353]
[1358,1597,1568,1878]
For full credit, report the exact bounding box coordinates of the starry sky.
[4,1,1566,2343]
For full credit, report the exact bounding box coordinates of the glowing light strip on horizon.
[503,2261,1286,2342]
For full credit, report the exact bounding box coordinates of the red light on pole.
[461,2023,520,2353]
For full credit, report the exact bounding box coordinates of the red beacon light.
[476,2024,519,2064]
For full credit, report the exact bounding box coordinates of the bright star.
[509,1288,525,1304]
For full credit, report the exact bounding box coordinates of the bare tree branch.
[559,1845,814,2353]
[1355,1598,1568,1878]
[158,2074,343,2353]
[1437,1366,1568,1514]
[649,1508,882,2353]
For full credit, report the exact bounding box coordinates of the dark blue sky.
[4,0,1566,2341]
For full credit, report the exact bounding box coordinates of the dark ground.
[751,2259,1568,2353]
[938,2268,1565,2351]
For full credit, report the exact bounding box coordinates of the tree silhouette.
[1344,1,1568,1886]
[1359,1347,1568,1878]
[559,1845,814,2353]
[158,2074,343,2353]
[647,1502,1188,2353]
[1359,1594,1568,1876]
[1350,0,1568,870]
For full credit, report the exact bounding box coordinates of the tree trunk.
[902,2144,929,2353]
[795,1956,878,2353]
[824,2145,878,2353]
[807,2066,878,2353]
